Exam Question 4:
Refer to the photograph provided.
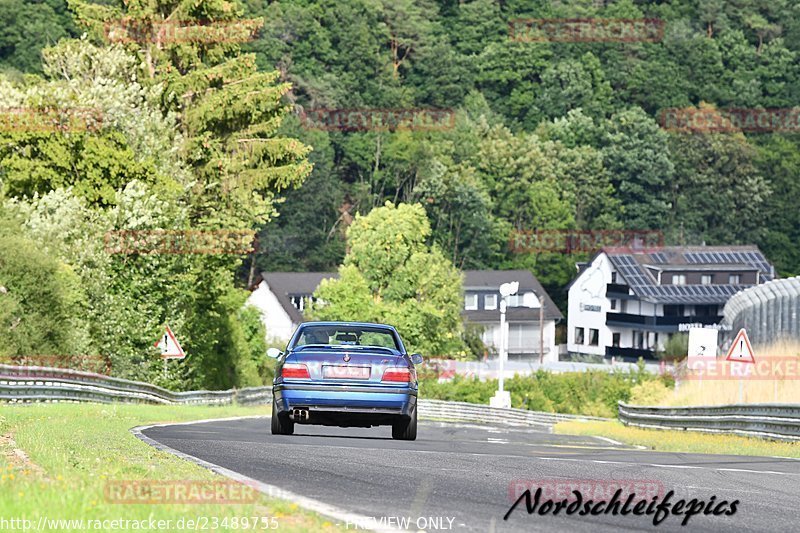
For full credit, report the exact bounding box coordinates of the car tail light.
[382,367,411,382]
[282,363,310,379]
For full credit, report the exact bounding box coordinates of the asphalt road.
[143,417,800,532]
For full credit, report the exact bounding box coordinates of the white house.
[567,245,775,361]
[462,270,562,362]
[247,269,563,361]
[246,272,337,341]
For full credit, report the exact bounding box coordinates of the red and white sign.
[725,329,755,364]
[154,325,185,359]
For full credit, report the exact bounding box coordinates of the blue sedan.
[268,321,423,440]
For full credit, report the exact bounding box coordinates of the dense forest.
[1,0,799,388]
[245,0,800,286]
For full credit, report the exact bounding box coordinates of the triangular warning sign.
[725,328,755,364]
[154,325,185,359]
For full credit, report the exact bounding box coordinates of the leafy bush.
[629,380,671,405]
[0,219,90,357]
[659,333,689,361]
[419,366,672,417]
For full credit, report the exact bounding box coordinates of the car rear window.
[295,325,399,350]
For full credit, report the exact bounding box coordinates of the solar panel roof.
[606,247,771,304]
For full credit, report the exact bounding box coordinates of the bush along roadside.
[418,363,674,418]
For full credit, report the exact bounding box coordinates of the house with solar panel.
[566,246,775,361]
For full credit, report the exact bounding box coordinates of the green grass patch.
[0,403,339,532]
[554,419,800,458]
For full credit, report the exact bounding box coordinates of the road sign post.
[154,324,186,381]
[725,328,755,403]
[688,327,719,389]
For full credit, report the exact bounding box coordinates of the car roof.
[298,321,397,331]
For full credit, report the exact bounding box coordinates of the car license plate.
[322,365,370,379]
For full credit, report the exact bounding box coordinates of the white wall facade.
[245,280,296,341]
[568,254,613,356]
[568,255,681,356]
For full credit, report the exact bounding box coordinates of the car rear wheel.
[271,399,294,435]
[392,408,417,441]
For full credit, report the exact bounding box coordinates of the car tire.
[392,407,417,441]
[271,399,294,435]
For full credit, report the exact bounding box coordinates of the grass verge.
[554,419,800,458]
[0,403,339,532]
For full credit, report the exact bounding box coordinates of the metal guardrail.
[618,401,800,441]
[0,364,253,405]
[11,365,800,440]
[418,399,607,426]
[0,365,605,427]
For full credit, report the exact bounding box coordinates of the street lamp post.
[498,296,507,394]
[538,295,545,365]
[491,281,518,409]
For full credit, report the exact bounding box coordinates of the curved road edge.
[130,415,403,533]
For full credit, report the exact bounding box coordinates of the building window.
[611,271,617,283]
[612,333,620,347]
[729,274,741,284]
[575,327,585,345]
[671,274,686,285]
[695,304,717,317]
[465,293,478,310]
[701,274,713,285]
[484,294,498,310]
[290,295,310,311]
[633,331,644,349]
[589,329,599,346]
[508,323,535,353]
[664,304,685,317]
[610,299,617,310]
[506,293,531,307]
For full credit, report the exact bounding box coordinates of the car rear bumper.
[274,383,417,421]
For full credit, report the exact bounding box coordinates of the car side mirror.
[410,353,423,365]
[267,348,283,359]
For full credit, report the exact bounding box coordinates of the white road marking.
[537,456,800,477]
[686,485,762,494]
[593,435,624,446]
[256,440,800,479]
[132,417,404,533]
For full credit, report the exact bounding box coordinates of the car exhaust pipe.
[291,408,309,422]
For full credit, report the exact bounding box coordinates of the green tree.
[310,202,464,357]
[668,109,770,245]
[0,0,76,74]
[754,135,800,277]
[70,0,313,228]
[0,211,89,357]
[599,107,674,230]
[255,118,346,273]
[0,1,303,390]
[410,160,507,269]
[533,53,613,121]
